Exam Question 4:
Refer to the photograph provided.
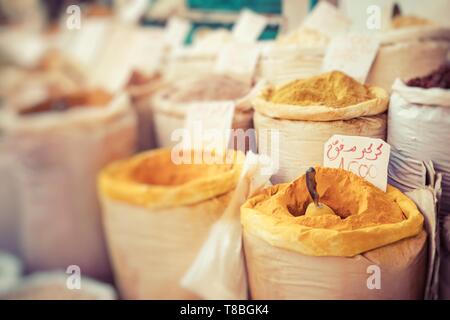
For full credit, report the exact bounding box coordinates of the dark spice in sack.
[407,64,450,89]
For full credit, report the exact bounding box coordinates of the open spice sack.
[241,167,427,300]
[3,90,137,280]
[387,65,450,299]
[152,74,255,148]
[366,15,450,92]
[98,148,245,299]
[256,28,328,85]
[253,71,388,184]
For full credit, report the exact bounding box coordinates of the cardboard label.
[303,1,351,39]
[322,33,380,83]
[323,135,390,191]
[183,101,235,151]
[164,17,191,48]
[214,42,261,80]
[232,9,267,43]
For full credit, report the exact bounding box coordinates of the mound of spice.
[170,74,251,103]
[406,64,450,89]
[391,15,433,29]
[20,88,112,115]
[267,71,374,108]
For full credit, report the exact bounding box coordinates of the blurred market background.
[0,0,449,300]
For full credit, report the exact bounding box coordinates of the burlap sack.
[367,26,450,91]
[4,93,137,280]
[241,168,427,299]
[98,149,245,299]
[253,83,388,184]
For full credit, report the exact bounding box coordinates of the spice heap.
[407,64,450,89]
[254,167,406,230]
[266,71,374,108]
[170,74,251,103]
[20,88,111,115]
[391,15,433,29]
[128,150,235,187]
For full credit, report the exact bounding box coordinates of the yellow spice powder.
[267,71,374,108]
[391,15,433,29]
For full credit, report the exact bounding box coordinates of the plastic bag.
[181,152,274,300]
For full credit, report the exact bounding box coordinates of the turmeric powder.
[266,71,374,108]
[391,15,433,29]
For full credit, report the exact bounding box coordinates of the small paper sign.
[322,33,380,83]
[165,17,191,48]
[323,135,390,191]
[214,42,261,80]
[303,1,351,39]
[129,28,165,73]
[115,0,148,24]
[183,101,235,152]
[232,9,268,43]
[70,18,110,66]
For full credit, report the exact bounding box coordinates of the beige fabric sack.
[241,168,427,299]
[4,94,137,280]
[0,133,19,254]
[181,152,274,300]
[253,81,388,184]
[98,149,245,299]
[244,230,427,300]
[152,77,257,148]
[367,26,450,91]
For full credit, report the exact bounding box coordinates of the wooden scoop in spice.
[305,167,336,217]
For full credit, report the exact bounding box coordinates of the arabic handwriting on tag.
[323,135,390,191]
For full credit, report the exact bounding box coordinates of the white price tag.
[322,33,380,83]
[214,42,261,80]
[165,17,191,48]
[183,101,235,152]
[232,9,267,43]
[115,0,148,24]
[129,28,166,73]
[89,25,137,91]
[303,1,351,39]
[323,135,390,191]
[70,18,110,66]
